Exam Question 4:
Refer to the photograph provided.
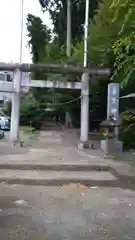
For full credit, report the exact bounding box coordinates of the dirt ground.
[0,184,135,239]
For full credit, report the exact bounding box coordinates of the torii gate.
[0,63,110,145]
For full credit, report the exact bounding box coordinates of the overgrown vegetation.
[119,111,135,150]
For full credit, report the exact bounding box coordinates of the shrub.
[119,110,135,150]
[3,94,47,129]
[20,97,46,129]
[3,101,12,116]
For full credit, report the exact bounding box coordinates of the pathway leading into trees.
[0,129,134,238]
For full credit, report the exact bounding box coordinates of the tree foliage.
[119,110,135,149]
[26,14,51,63]
[72,0,124,66]
[111,1,135,87]
[72,0,135,89]
[39,0,100,45]
[26,14,51,100]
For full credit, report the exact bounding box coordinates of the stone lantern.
[100,117,120,156]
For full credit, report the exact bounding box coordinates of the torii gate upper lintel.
[0,62,110,75]
[0,63,110,143]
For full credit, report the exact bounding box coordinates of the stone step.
[0,161,110,171]
[41,122,63,130]
[42,125,62,129]
[0,170,119,186]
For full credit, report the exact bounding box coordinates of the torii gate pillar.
[80,72,89,142]
[10,69,21,142]
[78,72,89,148]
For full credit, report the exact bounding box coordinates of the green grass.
[19,126,40,139]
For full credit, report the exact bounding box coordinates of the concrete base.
[104,154,116,160]
[115,140,123,152]
[12,139,26,148]
[78,142,90,150]
[101,140,123,153]
[0,130,4,139]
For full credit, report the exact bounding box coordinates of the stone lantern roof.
[100,118,120,128]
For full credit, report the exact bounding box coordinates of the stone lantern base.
[101,139,123,153]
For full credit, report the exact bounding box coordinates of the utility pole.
[80,0,90,145]
[19,0,24,64]
[10,0,24,142]
[66,0,71,57]
[83,0,89,68]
